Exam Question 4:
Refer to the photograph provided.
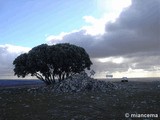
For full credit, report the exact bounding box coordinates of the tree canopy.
[13,43,92,85]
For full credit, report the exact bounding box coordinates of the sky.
[0,0,160,79]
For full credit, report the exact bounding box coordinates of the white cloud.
[46,32,67,43]
[46,29,82,44]
[0,44,30,79]
[110,0,132,13]
[113,68,160,78]
[87,0,132,35]
[0,44,30,54]
[98,57,124,64]
[46,12,121,42]
[82,13,119,35]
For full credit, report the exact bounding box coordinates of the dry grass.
[0,81,160,120]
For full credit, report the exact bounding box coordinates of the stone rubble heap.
[51,72,117,93]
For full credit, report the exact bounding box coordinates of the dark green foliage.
[13,53,28,78]
[13,43,92,85]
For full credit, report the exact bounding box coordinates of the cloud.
[46,0,160,77]
[103,0,160,56]
[46,14,115,46]
[0,44,30,78]
[91,54,160,78]
[82,13,119,35]
[47,0,160,57]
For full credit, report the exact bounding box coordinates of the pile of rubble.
[51,72,117,93]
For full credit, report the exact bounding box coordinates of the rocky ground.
[0,75,160,120]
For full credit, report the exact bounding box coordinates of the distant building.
[106,75,113,78]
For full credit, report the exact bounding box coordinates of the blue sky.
[0,0,159,78]
[0,0,103,47]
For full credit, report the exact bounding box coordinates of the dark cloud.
[103,0,160,57]
[90,54,160,76]
[91,58,129,73]
[48,0,160,59]
[47,0,160,76]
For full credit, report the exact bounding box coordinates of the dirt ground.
[0,80,160,120]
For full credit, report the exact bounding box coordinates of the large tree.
[13,43,92,85]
